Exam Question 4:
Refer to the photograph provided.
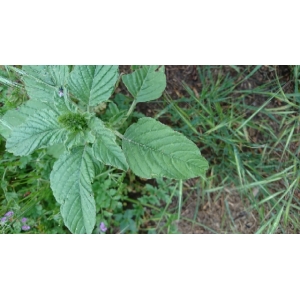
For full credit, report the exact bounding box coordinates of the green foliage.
[138,178,178,206]
[122,65,166,103]
[0,99,53,139]
[6,108,67,156]
[91,174,180,234]
[68,65,118,106]
[0,139,69,234]
[3,65,299,234]
[58,112,88,133]
[22,65,69,102]
[91,117,128,171]
[1,65,208,234]
[50,146,101,234]
[122,117,208,179]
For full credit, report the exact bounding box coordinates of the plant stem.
[178,180,183,221]
[113,130,124,139]
[126,99,137,117]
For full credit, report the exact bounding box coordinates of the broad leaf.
[22,65,69,102]
[122,65,166,103]
[65,130,95,150]
[68,65,119,107]
[122,117,209,179]
[0,99,52,139]
[48,65,69,86]
[50,146,99,234]
[6,108,67,156]
[91,117,128,171]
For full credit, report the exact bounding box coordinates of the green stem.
[177,180,183,220]
[113,130,124,139]
[126,99,137,117]
[125,198,161,211]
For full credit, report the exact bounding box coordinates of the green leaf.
[6,108,67,156]
[47,143,65,158]
[50,146,99,234]
[91,117,128,171]
[68,66,119,107]
[22,66,68,102]
[122,117,209,179]
[122,65,166,102]
[48,65,69,86]
[0,100,54,139]
[64,130,95,150]
[53,91,77,114]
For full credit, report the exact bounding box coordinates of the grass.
[156,65,300,233]
[1,65,300,234]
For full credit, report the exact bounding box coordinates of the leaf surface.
[22,65,69,102]
[91,117,128,171]
[122,117,209,179]
[50,146,99,234]
[122,65,166,102]
[6,108,67,156]
[0,100,52,139]
[68,65,119,107]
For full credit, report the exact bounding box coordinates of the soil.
[118,66,294,234]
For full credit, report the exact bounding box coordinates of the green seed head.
[58,112,88,133]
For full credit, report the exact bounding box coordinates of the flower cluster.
[5,211,14,217]
[1,211,14,224]
[57,112,89,133]
[0,211,31,231]
[21,217,30,231]
[99,222,107,233]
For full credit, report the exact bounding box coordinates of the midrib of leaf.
[25,121,63,143]
[79,66,92,109]
[23,70,56,89]
[71,151,88,229]
[122,134,201,167]
[80,66,100,109]
[77,146,95,232]
[134,67,152,101]
[10,66,58,91]
[0,119,12,130]
[51,146,96,233]
[123,137,182,177]
[91,66,116,101]
[89,68,97,107]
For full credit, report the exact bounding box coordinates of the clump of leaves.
[0,65,208,234]
[58,112,88,132]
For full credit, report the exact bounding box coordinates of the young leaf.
[91,117,128,171]
[122,65,166,102]
[122,117,209,179]
[68,65,119,107]
[50,146,99,234]
[6,108,67,156]
[22,66,68,102]
[64,130,95,150]
[53,91,77,114]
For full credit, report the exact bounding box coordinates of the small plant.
[0,210,33,233]
[0,65,208,234]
